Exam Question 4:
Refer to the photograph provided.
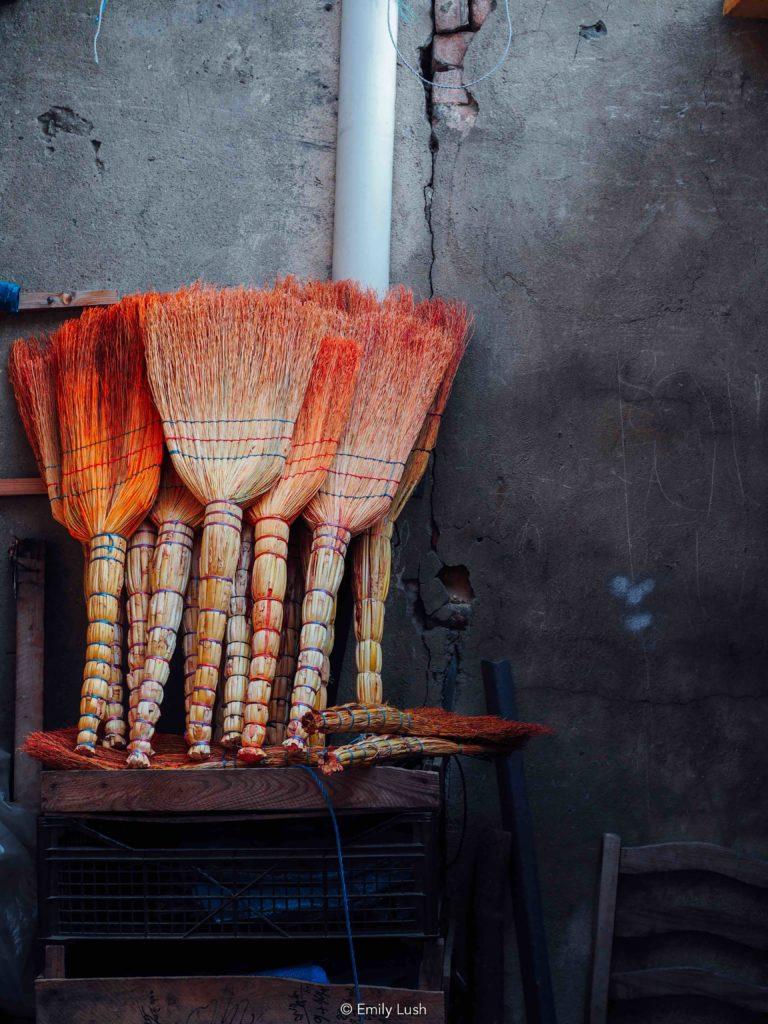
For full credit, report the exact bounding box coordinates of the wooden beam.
[724,0,768,17]
[36,976,445,1024]
[589,834,622,1024]
[621,841,768,888]
[610,968,768,1013]
[0,478,47,497]
[12,540,45,812]
[40,764,441,814]
[17,289,118,311]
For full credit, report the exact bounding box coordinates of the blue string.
[93,0,108,65]
[298,765,363,1023]
[0,281,20,314]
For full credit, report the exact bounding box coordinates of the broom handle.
[102,593,127,748]
[182,535,201,721]
[126,520,195,768]
[220,523,255,746]
[125,522,157,730]
[76,532,128,753]
[285,524,351,748]
[186,500,243,760]
[266,540,302,745]
[238,516,290,757]
[352,519,393,704]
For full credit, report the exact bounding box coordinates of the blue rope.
[299,765,363,1023]
[93,0,108,65]
[0,281,20,314]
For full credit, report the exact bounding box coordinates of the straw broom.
[299,522,333,751]
[352,298,471,704]
[102,592,127,748]
[53,299,163,753]
[265,531,303,745]
[219,523,254,746]
[303,702,553,745]
[182,534,201,720]
[284,302,457,750]
[235,334,362,758]
[124,520,157,734]
[144,287,324,760]
[126,463,204,767]
[8,336,65,527]
[321,735,500,774]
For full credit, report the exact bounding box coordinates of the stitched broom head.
[143,285,325,507]
[53,298,164,542]
[247,334,363,525]
[8,334,64,525]
[151,460,204,530]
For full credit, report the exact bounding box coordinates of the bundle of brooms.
[143,286,326,761]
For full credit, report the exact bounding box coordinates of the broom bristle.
[151,461,204,528]
[248,334,362,524]
[304,307,456,535]
[144,286,326,506]
[8,335,65,524]
[53,298,164,541]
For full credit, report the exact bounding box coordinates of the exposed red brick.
[432,31,474,70]
[470,0,495,30]
[434,0,470,33]
[432,68,469,105]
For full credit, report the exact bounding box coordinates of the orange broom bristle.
[54,299,164,542]
[8,335,65,525]
[150,461,205,528]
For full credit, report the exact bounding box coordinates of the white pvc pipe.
[332,0,398,296]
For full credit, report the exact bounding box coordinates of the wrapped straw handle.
[127,520,195,768]
[186,500,242,761]
[76,533,128,754]
[221,523,255,747]
[352,519,393,705]
[102,596,126,749]
[285,524,351,750]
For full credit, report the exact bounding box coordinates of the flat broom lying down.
[53,298,164,754]
[284,287,458,750]
[302,703,552,746]
[144,287,325,760]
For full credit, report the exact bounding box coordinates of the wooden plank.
[12,540,45,812]
[589,833,621,1024]
[36,975,445,1023]
[621,841,768,888]
[615,901,768,950]
[41,765,440,814]
[610,967,768,1013]
[17,289,118,311]
[482,659,558,1024]
[43,945,65,980]
[419,937,446,992]
[0,478,47,497]
[471,827,509,1024]
[724,0,768,17]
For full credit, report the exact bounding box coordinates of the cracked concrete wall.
[1,1,768,1021]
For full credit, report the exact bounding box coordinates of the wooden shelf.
[40,764,441,815]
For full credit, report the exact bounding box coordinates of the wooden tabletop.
[40,764,440,815]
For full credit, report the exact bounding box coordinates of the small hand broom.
[53,298,164,753]
[284,298,457,750]
[265,529,303,745]
[352,297,471,704]
[235,334,362,759]
[182,534,201,720]
[143,286,325,760]
[125,520,157,735]
[126,463,204,767]
[219,523,254,748]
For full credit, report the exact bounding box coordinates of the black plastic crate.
[39,811,439,941]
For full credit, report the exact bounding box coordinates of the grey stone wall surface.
[2,1,768,1021]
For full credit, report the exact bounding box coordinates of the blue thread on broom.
[299,765,363,1023]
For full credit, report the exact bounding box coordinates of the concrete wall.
[2,1,768,1021]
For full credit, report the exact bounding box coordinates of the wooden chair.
[589,833,768,1022]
